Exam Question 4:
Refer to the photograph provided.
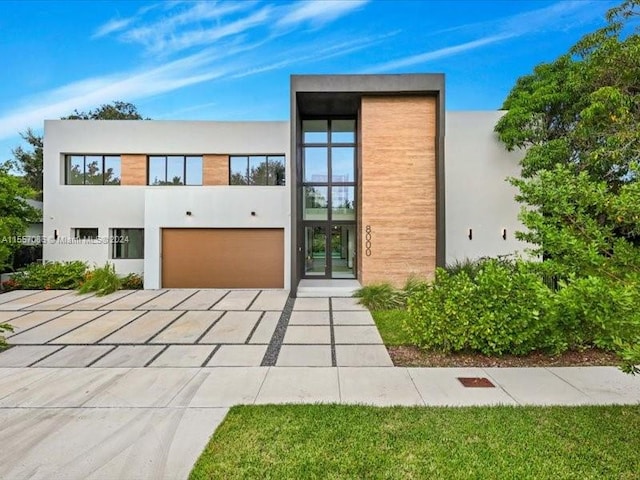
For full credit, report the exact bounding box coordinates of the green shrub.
[79,263,121,296]
[0,322,13,350]
[444,258,485,279]
[549,275,640,351]
[121,273,144,290]
[406,260,557,355]
[10,261,88,289]
[353,283,405,311]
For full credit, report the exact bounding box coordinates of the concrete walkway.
[1,289,640,479]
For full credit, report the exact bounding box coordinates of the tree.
[495,0,640,278]
[62,101,147,120]
[5,101,147,198]
[0,166,39,270]
[495,0,640,373]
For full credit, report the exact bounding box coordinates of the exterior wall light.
[186,211,192,216]
[502,228,507,240]
[251,211,256,216]
[468,228,472,240]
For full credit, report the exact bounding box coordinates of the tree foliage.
[495,0,640,278]
[5,101,147,197]
[62,101,147,120]
[0,166,39,269]
[495,1,640,372]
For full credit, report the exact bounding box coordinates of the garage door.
[162,228,284,288]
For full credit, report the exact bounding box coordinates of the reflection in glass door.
[331,225,355,278]
[304,226,326,276]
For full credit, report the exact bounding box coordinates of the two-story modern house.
[43,74,527,295]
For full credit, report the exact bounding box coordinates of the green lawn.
[190,404,640,480]
[371,309,412,345]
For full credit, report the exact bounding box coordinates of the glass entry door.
[299,118,357,280]
[303,225,355,279]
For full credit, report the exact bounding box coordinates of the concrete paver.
[0,368,55,399]
[30,291,94,311]
[283,325,331,344]
[34,345,114,368]
[173,289,228,310]
[277,345,332,366]
[8,311,106,344]
[334,325,384,344]
[247,311,280,344]
[0,290,70,310]
[335,345,393,366]
[5,311,66,336]
[255,367,340,404]
[98,290,165,310]
[207,345,267,366]
[198,311,261,343]
[211,290,260,310]
[149,310,223,343]
[339,367,425,406]
[333,311,375,325]
[331,297,368,311]
[289,311,330,325]
[293,297,329,311]
[100,311,183,343]
[92,345,166,367]
[0,345,63,367]
[64,290,135,310]
[0,290,41,304]
[136,289,198,310]
[51,310,144,344]
[150,345,216,367]
[249,290,289,311]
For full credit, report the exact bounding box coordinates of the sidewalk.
[1,365,639,479]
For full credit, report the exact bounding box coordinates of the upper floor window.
[229,155,286,186]
[66,155,121,185]
[148,155,202,185]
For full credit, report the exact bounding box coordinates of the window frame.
[110,228,144,259]
[72,228,99,240]
[65,155,121,185]
[147,155,203,186]
[228,154,286,186]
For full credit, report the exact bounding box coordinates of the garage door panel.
[162,229,284,288]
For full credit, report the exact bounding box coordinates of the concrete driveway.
[0,288,392,368]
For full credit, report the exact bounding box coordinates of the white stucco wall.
[43,120,290,288]
[445,111,529,264]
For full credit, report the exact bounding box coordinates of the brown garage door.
[162,228,284,288]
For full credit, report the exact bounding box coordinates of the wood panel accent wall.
[203,154,229,185]
[121,154,147,185]
[359,96,437,286]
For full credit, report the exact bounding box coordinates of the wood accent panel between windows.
[121,154,147,185]
[203,154,230,185]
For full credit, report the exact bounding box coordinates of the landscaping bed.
[190,404,640,480]
[388,345,619,368]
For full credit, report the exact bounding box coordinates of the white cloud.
[365,0,607,72]
[276,0,368,28]
[92,17,135,39]
[367,33,515,73]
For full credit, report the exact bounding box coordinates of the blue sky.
[0,0,617,163]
